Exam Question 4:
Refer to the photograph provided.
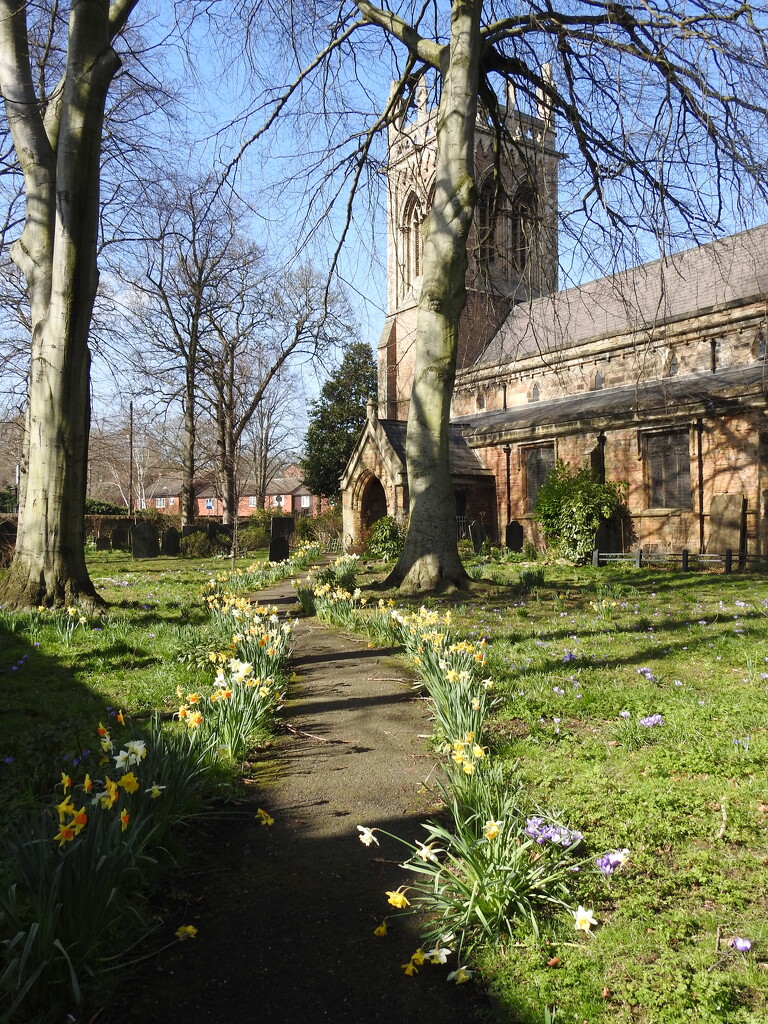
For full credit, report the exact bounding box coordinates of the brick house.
[341,90,768,557]
[194,468,321,519]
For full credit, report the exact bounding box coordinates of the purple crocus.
[731,937,751,952]
[639,714,664,727]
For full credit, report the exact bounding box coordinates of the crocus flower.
[731,937,751,952]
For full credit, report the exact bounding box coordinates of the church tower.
[378,75,561,420]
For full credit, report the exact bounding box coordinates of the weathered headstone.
[271,516,295,541]
[161,527,180,556]
[707,494,746,553]
[111,522,130,550]
[95,536,111,551]
[505,520,524,552]
[268,535,290,562]
[131,521,159,559]
[469,520,487,554]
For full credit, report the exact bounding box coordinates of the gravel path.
[105,577,495,1024]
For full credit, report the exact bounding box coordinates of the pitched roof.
[480,224,768,366]
[378,418,493,477]
[460,363,768,444]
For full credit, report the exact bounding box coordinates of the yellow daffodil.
[56,797,75,821]
[447,965,473,984]
[82,772,93,793]
[573,906,598,932]
[54,823,76,846]
[118,771,139,794]
[462,761,476,775]
[483,819,503,841]
[411,948,426,966]
[386,889,410,909]
[97,722,109,737]
[147,782,166,799]
[71,807,88,834]
[60,771,72,791]
[256,808,274,826]
[175,924,198,941]
[116,710,125,725]
[401,961,418,976]
[120,809,130,832]
[373,922,387,937]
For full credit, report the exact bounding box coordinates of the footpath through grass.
[2,549,767,1023]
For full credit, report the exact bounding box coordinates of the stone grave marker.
[95,536,111,551]
[131,521,159,559]
[469,520,487,554]
[271,516,295,541]
[707,494,746,553]
[111,522,130,550]
[161,527,180,556]
[268,535,289,562]
[505,520,524,552]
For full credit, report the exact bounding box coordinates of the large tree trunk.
[0,0,134,608]
[386,0,481,593]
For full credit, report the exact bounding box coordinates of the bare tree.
[231,0,768,591]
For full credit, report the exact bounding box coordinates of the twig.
[716,924,722,951]
[717,799,727,839]
[283,723,348,744]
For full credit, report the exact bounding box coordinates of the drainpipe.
[503,443,512,530]
[696,418,705,553]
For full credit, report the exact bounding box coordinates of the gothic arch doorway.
[361,476,387,527]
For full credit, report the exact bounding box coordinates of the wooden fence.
[591,548,767,573]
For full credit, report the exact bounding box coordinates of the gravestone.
[707,494,746,553]
[469,520,487,554]
[271,516,295,541]
[505,520,524,552]
[131,521,159,559]
[268,535,289,562]
[95,536,111,551]
[161,527,180,556]
[111,522,130,550]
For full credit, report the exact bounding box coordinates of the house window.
[301,495,311,508]
[644,431,691,509]
[273,495,284,507]
[523,443,555,511]
[156,497,165,509]
[168,497,175,506]
[530,383,540,402]
[400,192,426,296]
[205,498,214,510]
[249,495,258,508]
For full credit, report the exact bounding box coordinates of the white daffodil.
[427,947,452,964]
[356,825,379,847]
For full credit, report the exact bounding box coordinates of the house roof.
[459,363,768,445]
[480,224,768,367]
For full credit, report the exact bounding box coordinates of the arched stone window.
[510,185,537,273]
[476,177,537,280]
[400,191,426,296]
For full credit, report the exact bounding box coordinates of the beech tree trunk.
[0,0,138,608]
[386,0,481,592]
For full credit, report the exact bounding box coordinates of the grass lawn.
[1,548,767,1022]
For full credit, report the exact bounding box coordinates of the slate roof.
[480,224,768,366]
[460,364,768,444]
[378,418,493,477]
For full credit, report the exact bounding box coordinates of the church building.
[341,83,768,558]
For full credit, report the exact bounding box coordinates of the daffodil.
[411,948,426,965]
[415,841,440,862]
[357,825,379,847]
[447,965,473,984]
[257,808,274,826]
[120,809,130,831]
[118,771,139,794]
[401,961,418,976]
[427,947,452,964]
[71,806,88,834]
[573,905,597,932]
[116,710,125,725]
[97,722,109,738]
[373,921,387,937]
[60,771,72,791]
[148,782,166,798]
[483,819,503,841]
[56,796,76,821]
[82,772,93,793]
[386,888,410,909]
[175,924,198,941]
[54,823,76,846]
